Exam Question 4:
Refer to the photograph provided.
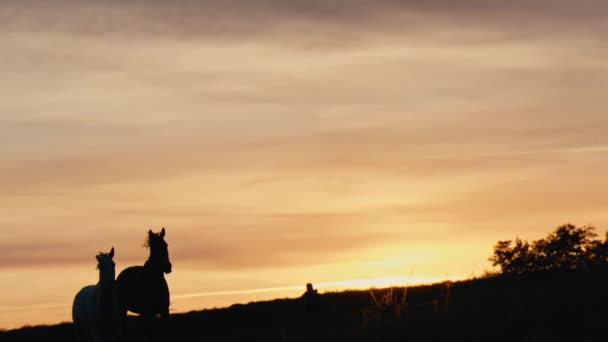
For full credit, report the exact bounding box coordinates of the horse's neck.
[144,260,164,278]
[97,273,114,297]
[96,278,115,316]
[98,277,114,289]
[98,281,114,301]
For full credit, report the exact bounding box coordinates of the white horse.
[72,247,117,342]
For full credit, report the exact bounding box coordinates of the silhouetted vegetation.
[489,223,608,275]
[4,270,608,341]
[3,223,608,341]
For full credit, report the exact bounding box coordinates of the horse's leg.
[140,313,156,342]
[117,307,128,341]
[159,309,171,341]
[100,316,116,342]
[160,308,170,321]
[73,322,86,342]
[90,320,102,342]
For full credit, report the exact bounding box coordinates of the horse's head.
[147,227,172,274]
[96,247,116,284]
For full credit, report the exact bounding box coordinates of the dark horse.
[116,228,172,331]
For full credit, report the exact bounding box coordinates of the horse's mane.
[144,231,162,249]
[96,251,112,269]
[143,236,152,249]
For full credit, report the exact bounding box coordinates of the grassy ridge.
[2,270,607,341]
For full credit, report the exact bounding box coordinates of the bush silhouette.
[489,223,608,275]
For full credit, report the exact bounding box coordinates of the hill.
[2,269,608,341]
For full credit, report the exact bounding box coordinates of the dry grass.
[361,287,407,326]
[362,280,454,326]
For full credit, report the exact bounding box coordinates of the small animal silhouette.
[301,283,322,315]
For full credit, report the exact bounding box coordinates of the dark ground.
[2,269,607,341]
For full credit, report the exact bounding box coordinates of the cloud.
[0,0,607,279]
[0,209,420,270]
[0,242,109,268]
[3,1,607,43]
[174,226,399,270]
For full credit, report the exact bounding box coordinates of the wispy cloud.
[564,145,608,153]
[172,275,464,299]
[4,1,607,39]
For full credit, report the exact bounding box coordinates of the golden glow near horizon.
[2,0,608,330]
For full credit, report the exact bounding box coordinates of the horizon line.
[172,275,465,299]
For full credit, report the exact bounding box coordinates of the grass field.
[2,269,607,341]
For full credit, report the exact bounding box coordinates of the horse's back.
[116,266,144,301]
[73,285,98,324]
[116,266,142,285]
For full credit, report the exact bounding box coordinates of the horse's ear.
[109,247,115,257]
[160,227,166,238]
[96,254,102,262]
[149,229,154,238]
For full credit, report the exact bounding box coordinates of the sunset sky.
[2,0,608,329]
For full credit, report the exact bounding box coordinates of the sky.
[1,0,608,329]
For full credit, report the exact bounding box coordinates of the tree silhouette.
[489,238,536,275]
[489,223,608,275]
[588,231,608,267]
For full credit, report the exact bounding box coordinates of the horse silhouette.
[72,247,117,342]
[116,228,172,332]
